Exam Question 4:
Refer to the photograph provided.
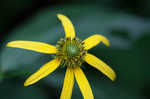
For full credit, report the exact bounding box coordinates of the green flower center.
[56,37,86,68]
[65,43,79,57]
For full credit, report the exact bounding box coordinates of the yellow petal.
[74,67,94,99]
[7,41,57,54]
[60,67,74,99]
[82,34,110,50]
[84,53,116,81]
[57,14,75,39]
[24,58,61,86]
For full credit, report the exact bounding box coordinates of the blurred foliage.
[0,0,150,99]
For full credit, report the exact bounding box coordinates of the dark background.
[0,0,150,99]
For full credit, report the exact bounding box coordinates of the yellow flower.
[7,14,116,99]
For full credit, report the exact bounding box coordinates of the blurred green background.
[0,0,150,99]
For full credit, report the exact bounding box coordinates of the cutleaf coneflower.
[7,14,116,99]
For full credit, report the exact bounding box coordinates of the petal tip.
[57,13,64,18]
[6,42,12,47]
[110,72,116,81]
[100,35,110,47]
[24,79,33,86]
[96,34,110,47]
[105,41,110,47]
[24,81,29,87]
[6,41,19,47]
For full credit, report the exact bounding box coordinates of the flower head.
[7,14,116,99]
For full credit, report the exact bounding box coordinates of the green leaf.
[0,78,50,99]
